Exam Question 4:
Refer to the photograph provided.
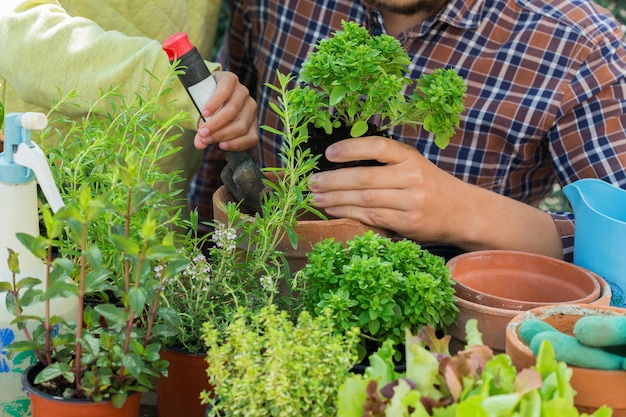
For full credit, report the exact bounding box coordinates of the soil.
[306,123,386,171]
[33,375,78,398]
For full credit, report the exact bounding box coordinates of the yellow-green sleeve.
[0,0,221,130]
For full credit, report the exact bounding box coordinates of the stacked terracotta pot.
[445,250,611,354]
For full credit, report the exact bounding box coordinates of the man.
[192,0,626,261]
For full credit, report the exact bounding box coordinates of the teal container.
[563,178,626,307]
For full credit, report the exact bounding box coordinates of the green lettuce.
[337,320,613,417]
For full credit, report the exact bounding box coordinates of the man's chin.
[361,0,449,16]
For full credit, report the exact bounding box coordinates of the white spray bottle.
[0,112,76,412]
[0,112,63,280]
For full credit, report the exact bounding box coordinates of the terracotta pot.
[157,347,213,417]
[22,362,141,417]
[212,174,394,272]
[446,250,611,353]
[506,304,626,416]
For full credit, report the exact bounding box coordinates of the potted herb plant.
[156,204,304,417]
[295,230,458,365]
[200,304,361,417]
[0,70,192,416]
[214,23,467,270]
[337,320,612,417]
[155,211,216,417]
[290,20,466,170]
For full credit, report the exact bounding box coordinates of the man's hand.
[308,136,563,257]
[194,71,258,151]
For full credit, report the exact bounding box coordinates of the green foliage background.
[597,0,626,25]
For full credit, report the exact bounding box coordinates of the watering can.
[0,113,76,417]
[562,178,626,307]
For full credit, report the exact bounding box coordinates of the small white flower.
[259,275,277,293]
[213,224,237,251]
[153,264,164,280]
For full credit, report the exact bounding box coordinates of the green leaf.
[110,234,140,256]
[6,248,19,274]
[157,307,181,327]
[128,287,148,312]
[42,281,77,300]
[329,85,347,106]
[94,303,128,325]
[81,334,101,356]
[145,245,177,261]
[84,245,103,270]
[350,121,369,138]
[84,269,110,293]
[111,392,128,409]
[16,287,43,307]
[15,277,41,291]
[285,224,299,250]
[35,362,74,384]
[5,339,41,353]
[15,233,47,259]
[122,353,143,378]
[368,319,380,336]
[336,375,369,417]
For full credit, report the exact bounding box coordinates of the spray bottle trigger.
[14,143,64,213]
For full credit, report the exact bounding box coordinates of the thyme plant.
[201,306,360,417]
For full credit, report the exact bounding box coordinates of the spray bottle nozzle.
[20,112,48,131]
[0,112,64,213]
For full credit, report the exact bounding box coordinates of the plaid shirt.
[190,0,626,260]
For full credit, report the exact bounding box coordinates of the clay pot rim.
[505,303,626,409]
[448,250,601,308]
[22,361,142,405]
[506,303,626,338]
[506,303,626,372]
[453,295,524,318]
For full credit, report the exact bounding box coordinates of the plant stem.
[9,268,44,364]
[124,189,132,293]
[74,219,89,397]
[44,244,53,365]
[143,260,163,347]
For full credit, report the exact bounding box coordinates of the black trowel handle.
[163,33,266,213]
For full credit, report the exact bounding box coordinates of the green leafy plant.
[338,320,612,417]
[39,81,189,278]
[0,69,194,407]
[201,305,361,417]
[3,184,186,407]
[159,205,295,353]
[296,230,458,358]
[290,20,467,149]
